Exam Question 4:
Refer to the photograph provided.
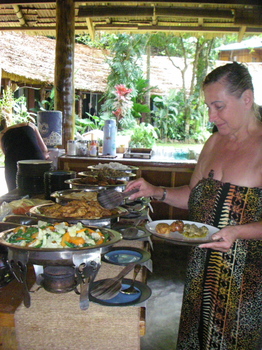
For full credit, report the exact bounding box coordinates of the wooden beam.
[78,6,153,18]
[86,17,95,41]
[12,4,28,26]
[238,26,246,42]
[2,0,262,4]
[155,7,233,19]
[54,0,75,147]
[78,6,233,19]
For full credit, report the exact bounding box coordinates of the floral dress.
[176,170,262,350]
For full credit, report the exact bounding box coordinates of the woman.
[126,62,262,349]
[0,120,49,191]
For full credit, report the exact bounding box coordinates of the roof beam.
[12,4,28,26]
[78,6,234,20]
[86,17,95,40]
[238,26,246,42]
[78,6,153,18]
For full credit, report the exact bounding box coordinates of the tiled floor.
[141,238,191,350]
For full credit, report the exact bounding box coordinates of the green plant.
[129,122,158,148]
[75,114,106,134]
[0,86,36,126]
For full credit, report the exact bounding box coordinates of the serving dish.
[116,226,151,240]
[88,163,139,172]
[0,225,122,265]
[65,177,127,190]
[89,278,151,306]
[50,189,98,204]
[78,170,136,181]
[145,220,219,245]
[29,203,129,224]
[102,247,151,265]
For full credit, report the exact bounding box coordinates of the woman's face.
[204,81,249,136]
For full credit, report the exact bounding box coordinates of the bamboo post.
[54,0,75,148]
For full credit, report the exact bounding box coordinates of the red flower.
[115,84,132,97]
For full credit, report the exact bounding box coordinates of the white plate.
[145,220,219,245]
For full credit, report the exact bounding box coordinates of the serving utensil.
[121,264,141,295]
[90,262,136,300]
[97,188,139,209]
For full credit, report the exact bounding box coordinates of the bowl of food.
[88,162,138,173]
[78,170,136,181]
[0,221,123,265]
[50,189,98,204]
[29,201,129,225]
[65,176,127,190]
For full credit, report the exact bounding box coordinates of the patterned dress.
[176,170,262,350]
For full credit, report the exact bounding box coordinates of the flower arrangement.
[112,84,133,121]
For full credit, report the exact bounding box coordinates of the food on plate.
[4,221,109,248]
[81,169,132,178]
[182,223,209,238]
[156,220,209,238]
[36,200,116,219]
[92,162,132,171]
[170,220,184,233]
[155,223,171,235]
[70,176,124,186]
[53,191,97,201]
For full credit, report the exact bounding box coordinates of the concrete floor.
[141,238,191,350]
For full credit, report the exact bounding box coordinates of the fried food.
[72,176,123,186]
[155,223,171,234]
[170,220,184,232]
[155,220,209,238]
[38,200,114,219]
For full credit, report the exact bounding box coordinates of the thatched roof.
[0,31,188,94]
[0,31,110,92]
[1,31,262,104]
[1,1,262,38]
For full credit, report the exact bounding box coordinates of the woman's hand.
[199,225,239,252]
[125,178,162,201]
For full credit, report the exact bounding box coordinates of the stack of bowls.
[16,160,53,196]
[44,170,77,200]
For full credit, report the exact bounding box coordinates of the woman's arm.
[125,177,192,209]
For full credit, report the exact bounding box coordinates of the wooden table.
[0,237,150,350]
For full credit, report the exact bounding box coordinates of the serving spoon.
[120,264,141,295]
[90,262,136,300]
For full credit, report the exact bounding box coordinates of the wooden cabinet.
[58,155,196,220]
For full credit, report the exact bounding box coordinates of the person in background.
[126,62,262,349]
[0,119,49,191]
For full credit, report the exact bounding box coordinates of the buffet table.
[0,239,150,350]
[58,154,196,220]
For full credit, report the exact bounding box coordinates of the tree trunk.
[54,0,75,148]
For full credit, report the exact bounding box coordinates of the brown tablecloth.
[14,240,148,350]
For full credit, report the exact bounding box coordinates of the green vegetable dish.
[5,221,110,249]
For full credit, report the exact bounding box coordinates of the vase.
[37,110,63,147]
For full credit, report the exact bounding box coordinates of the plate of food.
[89,278,151,306]
[145,220,219,245]
[29,202,128,222]
[102,247,151,265]
[65,177,127,190]
[88,162,138,172]
[78,170,136,180]
[50,189,98,204]
[0,222,117,250]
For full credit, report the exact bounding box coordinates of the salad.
[5,221,109,249]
